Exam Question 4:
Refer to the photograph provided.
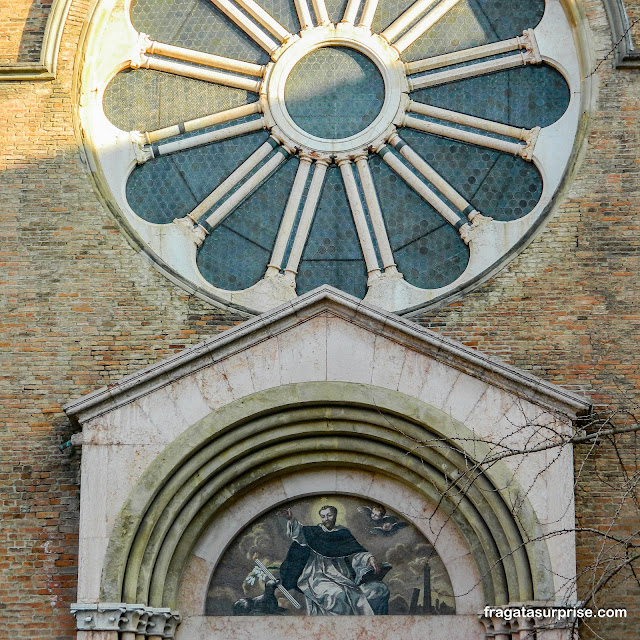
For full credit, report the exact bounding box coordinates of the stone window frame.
[603,0,640,68]
[0,0,73,81]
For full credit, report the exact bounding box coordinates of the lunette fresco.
[206,495,455,616]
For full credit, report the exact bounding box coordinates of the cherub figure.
[358,504,408,537]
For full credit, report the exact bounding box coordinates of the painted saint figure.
[276,505,390,615]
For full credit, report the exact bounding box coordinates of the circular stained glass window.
[79,0,583,313]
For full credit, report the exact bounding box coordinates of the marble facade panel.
[326,317,377,383]
[277,314,328,383]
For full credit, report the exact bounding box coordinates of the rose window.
[79,0,582,313]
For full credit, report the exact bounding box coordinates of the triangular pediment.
[64,286,590,430]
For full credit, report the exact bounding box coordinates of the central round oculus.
[284,46,385,140]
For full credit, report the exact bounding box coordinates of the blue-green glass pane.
[197,158,299,289]
[297,166,367,297]
[472,0,544,40]
[130,0,269,64]
[260,0,300,34]
[324,0,349,23]
[285,47,385,139]
[412,64,569,129]
[507,64,570,129]
[103,69,255,132]
[378,0,545,63]
[401,0,497,63]
[398,128,542,222]
[369,155,469,288]
[470,154,542,221]
[126,131,269,223]
[371,0,415,34]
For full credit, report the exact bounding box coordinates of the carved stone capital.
[480,604,580,639]
[470,212,493,228]
[130,131,153,165]
[71,604,181,638]
[459,211,493,244]
[520,127,541,162]
[519,29,542,65]
[173,216,208,247]
[131,33,153,69]
[459,222,473,245]
[479,613,513,638]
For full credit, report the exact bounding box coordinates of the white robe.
[287,519,389,615]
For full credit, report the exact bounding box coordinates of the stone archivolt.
[99,386,550,609]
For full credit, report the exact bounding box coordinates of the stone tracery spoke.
[342,0,364,25]
[338,158,382,281]
[388,132,480,222]
[405,30,539,75]
[137,103,262,146]
[406,29,542,90]
[408,101,536,144]
[292,0,314,30]
[177,139,280,232]
[209,0,282,53]
[130,54,263,92]
[282,159,329,278]
[138,116,266,160]
[357,0,380,30]
[197,143,291,241]
[142,38,266,78]
[375,143,472,243]
[387,0,464,54]
[310,0,330,25]
[266,155,313,275]
[401,112,538,161]
[232,0,293,43]
[354,156,398,274]
[380,0,438,45]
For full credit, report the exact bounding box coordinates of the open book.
[357,562,393,584]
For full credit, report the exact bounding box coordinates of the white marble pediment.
[65,286,589,438]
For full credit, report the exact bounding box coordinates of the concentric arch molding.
[75,0,590,315]
[92,382,556,609]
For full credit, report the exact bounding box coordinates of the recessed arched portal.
[100,382,554,623]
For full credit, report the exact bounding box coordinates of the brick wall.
[0,0,638,638]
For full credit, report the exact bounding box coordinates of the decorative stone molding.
[519,29,542,65]
[129,132,154,165]
[71,604,181,637]
[460,213,493,244]
[603,0,640,68]
[63,287,592,427]
[0,0,73,81]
